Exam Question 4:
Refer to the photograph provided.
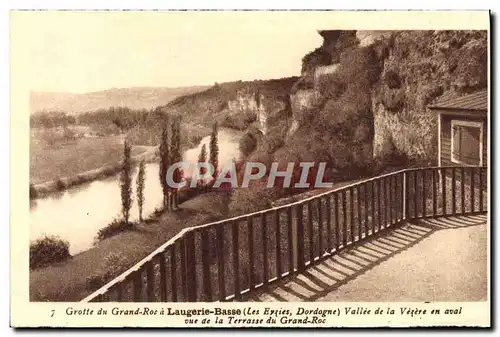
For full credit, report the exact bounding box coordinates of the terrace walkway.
[247,214,488,302]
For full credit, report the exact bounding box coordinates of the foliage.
[30,111,76,128]
[120,139,133,224]
[30,235,70,269]
[384,69,402,89]
[136,160,146,222]
[169,117,183,207]
[159,118,170,206]
[372,30,487,162]
[197,144,208,190]
[301,47,331,74]
[220,110,257,130]
[55,178,66,191]
[209,121,219,178]
[95,218,135,242]
[86,252,130,291]
[29,183,37,199]
[239,130,258,157]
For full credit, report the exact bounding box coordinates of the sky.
[11,11,331,93]
[10,11,488,94]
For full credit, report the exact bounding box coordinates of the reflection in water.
[30,129,241,255]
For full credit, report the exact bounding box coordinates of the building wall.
[440,113,487,167]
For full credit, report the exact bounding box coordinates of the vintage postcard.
[10,10,490,327]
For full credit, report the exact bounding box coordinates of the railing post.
[216,225,226,301]
[296,203,305,273]
[262,213,269,288]
[133,270,142,302]
[334,193,340,250]
[442,167,447,215]
[201,229,212,301]
[287,207,294,275]
[471,167,475,212]
[461,167,465,215]
[146,260,155,302]
[432,169,437,216]
[404,171,409,221]
[275,209,282,281]
[326,196,332,252]
[231,221,241,301]
[170,246,177,302]
[307,201,314,263]
[159,253,167,302]
[247,217,255,291]
[452,168,456,215]
[422,170,427,218]
[479,166,484,212]
[184,232,197,302]
[317,199,324,257]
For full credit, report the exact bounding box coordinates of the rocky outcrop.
[289,29,487,169]
[370,30,487,164]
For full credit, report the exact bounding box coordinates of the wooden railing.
[81,166,487,302]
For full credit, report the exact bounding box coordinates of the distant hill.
[30,86,211,114]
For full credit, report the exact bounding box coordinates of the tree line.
[119,117,220,225]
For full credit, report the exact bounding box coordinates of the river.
[30,129,242,255]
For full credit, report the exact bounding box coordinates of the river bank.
[30,191,230,301]
[31,145,158,199]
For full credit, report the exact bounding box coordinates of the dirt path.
[251,214,488,302]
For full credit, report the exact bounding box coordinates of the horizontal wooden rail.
[82,166,488,303]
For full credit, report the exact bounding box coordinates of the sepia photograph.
[10,10,490,327]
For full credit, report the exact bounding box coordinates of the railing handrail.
[81,165,486,302]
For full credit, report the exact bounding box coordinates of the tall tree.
[197,143,208,191]
[209,121,219,181]
[159,117,170,208]
[136,160,146,222]
[169,117,183,208]
[120,139,133,224]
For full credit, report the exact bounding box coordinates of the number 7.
[51,310,55,317]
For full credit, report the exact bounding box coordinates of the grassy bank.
[29,192,229,301]
[30,134,158,198]
[30,134,147,184]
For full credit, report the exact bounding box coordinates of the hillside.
[291,30,488,168]
[30,86,210,114]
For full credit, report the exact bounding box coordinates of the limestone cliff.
[288,29,487,170]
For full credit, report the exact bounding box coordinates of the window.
[451,120,483,166]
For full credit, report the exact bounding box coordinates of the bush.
[384,69,402,89]
[221,110,257,130]
[95,219,135,242]
[86,252,129,291]
[30,236,71,269]
[239,131,258,157]
[55,178,66,191]
[381,88,405,113]
[29,183,37,199]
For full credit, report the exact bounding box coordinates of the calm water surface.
[30,129,241,255]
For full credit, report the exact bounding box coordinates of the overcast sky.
[11,11,335,93]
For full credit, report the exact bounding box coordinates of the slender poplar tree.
[209,121,219,181]
[159,118,170,208]
[169,117,183,208]
[136,160,146,222]
[120,139,133,225]
[197,143,207,192]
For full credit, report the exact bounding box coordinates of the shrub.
[55,178,66,191]
[239,131,258,157]
[384,69,402,89]
[95,219,135,242]
[30,236,70,269]
[29,183,37,199]
[381,88,405,113]
[86,252,129,291]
